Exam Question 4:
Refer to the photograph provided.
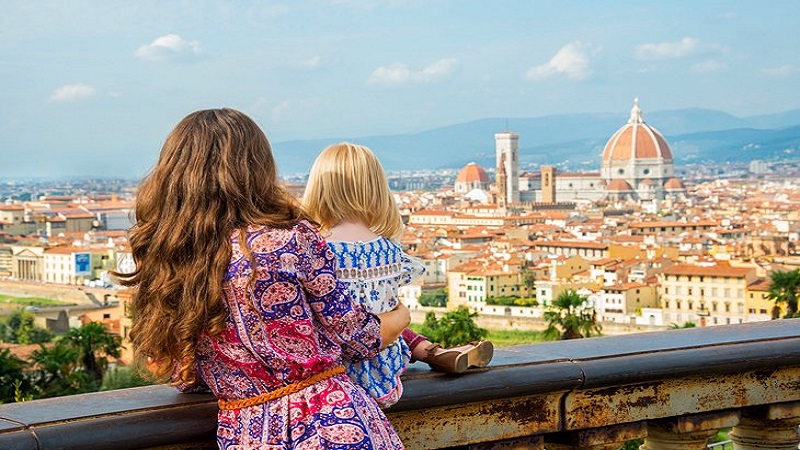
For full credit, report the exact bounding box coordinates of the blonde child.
[303,142,493,408]
[118,110,409,449]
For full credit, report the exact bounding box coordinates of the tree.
[29,341,88,398]
[766,269,800,318]
[418,289,448,307]
[0,310,53,344]
[543,290,602,340]
[522,268,536,293]
[101,365,153,391]
[0,348,29,403]
[668,322,697,329]
[417,306,488,347]
[62,322,123,383]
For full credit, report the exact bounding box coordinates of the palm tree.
[0,348,29,403]
[62,322,122,382]
[766,269,800,318]
[29,341,86,398]
[543,290,602,340]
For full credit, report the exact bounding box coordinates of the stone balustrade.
[1,319,799,450]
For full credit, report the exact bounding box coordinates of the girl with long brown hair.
[118,109,409,449]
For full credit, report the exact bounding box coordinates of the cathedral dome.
[663,177,685,190]
[607,179,634,191]
[456,162,490,184]
[602,98,673,162]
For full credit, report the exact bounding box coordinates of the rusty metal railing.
[1,319,799,449]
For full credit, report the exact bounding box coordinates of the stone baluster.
[729,401,800,450]
[640,412,740,450]
[544,423,646,450]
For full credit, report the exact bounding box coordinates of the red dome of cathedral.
[663,177,685,190]
[607,179,634,191]
[602,98,673,162]
[456,162,490,183]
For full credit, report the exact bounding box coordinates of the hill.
[271,108,800,175]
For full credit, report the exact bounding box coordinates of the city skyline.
[2,1,800,178]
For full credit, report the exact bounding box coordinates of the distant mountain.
[271,108,800,175]
[744,109,800,130]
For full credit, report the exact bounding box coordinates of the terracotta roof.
[664,177,686,190]
[456,162,490,183]
[747,278,771,291]
[607,179,634,191]
[661,263,754,278]
[534,240,608,250]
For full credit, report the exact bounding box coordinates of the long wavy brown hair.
[116,108,303,385]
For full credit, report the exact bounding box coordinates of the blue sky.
[1,1,799,178]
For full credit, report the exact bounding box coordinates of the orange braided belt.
[217,365,345,411]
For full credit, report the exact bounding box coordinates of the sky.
[1,0,799,179]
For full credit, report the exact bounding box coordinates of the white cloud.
[300,56,322,70]
[419,58,458,82]
[525,42,599,81]
[763,65,798,76]
[635,37,702,60]
[49,84,96,102]
[367,58,458,86]
[134,34,202,61]
[692,59,727,74]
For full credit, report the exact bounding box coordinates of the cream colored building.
[42,246,116,285]
[745,277,783,321]
[0,205,33,235]
[658,263,757,326]
[447,260,532,310]
[597,282,658,324]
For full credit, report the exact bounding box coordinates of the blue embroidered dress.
[327,237,425,408]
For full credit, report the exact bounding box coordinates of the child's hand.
[378,302,410,348]
[393,302,411,328]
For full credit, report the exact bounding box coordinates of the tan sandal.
[422,340,494,374]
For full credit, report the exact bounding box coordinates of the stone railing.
[1,319,799,450]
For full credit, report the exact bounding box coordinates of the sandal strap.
[424,343,441,359]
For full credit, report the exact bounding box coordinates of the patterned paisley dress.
[327,238,425,408]
[180,221,405,449]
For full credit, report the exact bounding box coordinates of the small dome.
[456,162,490,184]
[663,177,685,190]
[602,98,673,162]
[607,179,634,192]
[639,178,656,186]
[598,179,608,186]
[464,188,490,203]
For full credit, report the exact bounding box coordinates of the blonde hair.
[304,142,402,239]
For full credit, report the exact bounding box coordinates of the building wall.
[541,166,556,203]
[659,271,755,326]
